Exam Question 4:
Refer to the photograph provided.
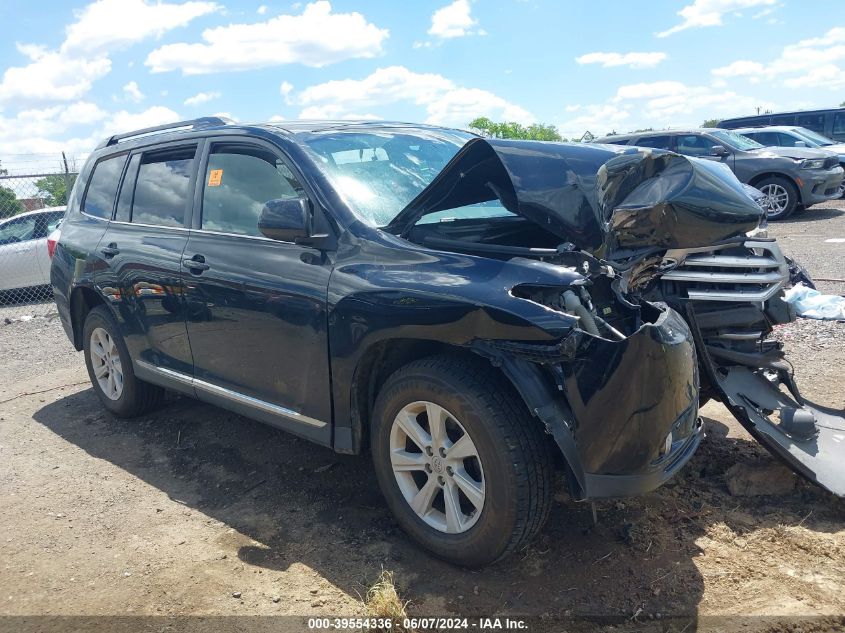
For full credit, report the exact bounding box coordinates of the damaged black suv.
[51,119,840,567]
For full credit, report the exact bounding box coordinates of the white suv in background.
[0,207,65,294]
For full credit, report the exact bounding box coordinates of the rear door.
[181,137,333,443]
[95,142,199,376]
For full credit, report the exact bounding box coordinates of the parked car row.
[595,127,844,220]
[51,117,844,566]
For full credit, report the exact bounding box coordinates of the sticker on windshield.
[208,169,223,187]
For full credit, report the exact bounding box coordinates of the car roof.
[0,206,66,222]
[92,117,472,158]
[734,126,803,133]
[595,128,724,142]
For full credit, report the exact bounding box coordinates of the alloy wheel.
[90,327,124,400]
[759,183,790,217]
[389,401,485,534]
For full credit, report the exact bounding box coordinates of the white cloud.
[711,27,845,90]
[62,0,220,56]
[257,4,267,14]
[146,1,389,74]
[575,51,667,69]
[657,0,775,37]
[428,0,480,39]
[711,60,765,77]
[183,91,221,106]
[558,80,772,139]
[122,81,144,103]
[293,66,532,127]
[105,106,181,136]
[0,0,217,106]
[0,46,111,103]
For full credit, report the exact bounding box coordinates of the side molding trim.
[136,360,328,429]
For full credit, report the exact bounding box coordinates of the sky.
[0,0,843,171]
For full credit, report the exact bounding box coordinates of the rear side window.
[82,154,127,219]
[635,136,672,149]
[796,113,825,133]
[132,147,196,227]
[201,145,304,237]
[833,113,845,140]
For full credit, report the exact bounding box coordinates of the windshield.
[791,127,836,147]
[302,128,511,226]
[710,129,764,151]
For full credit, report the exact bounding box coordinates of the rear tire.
[371,355,554,567]
[83,305,164,417]
[755,176,798,220]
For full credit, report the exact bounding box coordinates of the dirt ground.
[1,201,844,632]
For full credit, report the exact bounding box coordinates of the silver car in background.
[0,207,65,296]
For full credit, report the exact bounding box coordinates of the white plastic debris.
[783,283,845,321]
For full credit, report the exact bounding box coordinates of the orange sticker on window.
[208,169,223,187]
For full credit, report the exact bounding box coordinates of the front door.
[182,138,333,443]
[94,144,198,375]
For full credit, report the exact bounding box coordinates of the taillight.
[47,229,60,258]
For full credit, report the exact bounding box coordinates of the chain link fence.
[0,153,79,319]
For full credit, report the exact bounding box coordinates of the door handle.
[182,254,210,272]
[101,243,119,258]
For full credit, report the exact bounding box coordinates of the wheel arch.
[69,285,109,351]
[344,339,566,469]
[749,172,803,203]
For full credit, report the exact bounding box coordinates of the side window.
[0,215,38,244]
[635,136,672,149]
[771,115,795,125]
[675,135,713,156]
[131,147,196,227]
[82,154,127,219]
[115,154,141,222]
[779,133,803,147]
[796,113,825,133]
[201,145,305,237]
[754,132,780,146]
[832,113,845,141]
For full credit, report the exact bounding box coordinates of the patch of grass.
[366,570,413,632]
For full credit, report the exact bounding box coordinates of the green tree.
[35,173,77,207]
[468,117,563,141]
[840,100,845,107]
[702,118,721,127]
[0,187,23,219]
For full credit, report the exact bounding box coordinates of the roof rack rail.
[95,116,234,150]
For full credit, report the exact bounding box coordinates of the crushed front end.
[653,235,845,496]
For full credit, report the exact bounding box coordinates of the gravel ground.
[0,200,843,630]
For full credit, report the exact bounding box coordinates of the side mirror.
[258,198,311,242]
[794,140,807,147]
[710,145,730,157]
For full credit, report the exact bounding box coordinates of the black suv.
[51,118,838,565]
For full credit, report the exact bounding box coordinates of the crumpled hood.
[749,145,836,160]
[387,138,763,262]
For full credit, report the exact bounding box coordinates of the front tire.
[83,305,164,417]
[371,355,553,567]
[755,176,799,220]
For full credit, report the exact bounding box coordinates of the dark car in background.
[595,128,843,219]
[51,118,844,566]
[719,107,845,143]
[734,126,845,197]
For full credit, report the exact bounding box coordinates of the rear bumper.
[800,166,844,206]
